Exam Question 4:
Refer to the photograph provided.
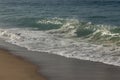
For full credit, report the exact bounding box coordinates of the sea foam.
[0,27,120,67]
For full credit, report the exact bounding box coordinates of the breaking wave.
[0,17,120,66]
[36,18,120,46]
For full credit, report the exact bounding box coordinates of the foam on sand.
[0,27,120,67]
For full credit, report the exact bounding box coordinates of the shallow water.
[0,28,119,67]
[1,39,120,80]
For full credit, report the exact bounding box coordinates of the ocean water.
[0,0,120,66]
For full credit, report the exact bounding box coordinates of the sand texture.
[0,49,46,80]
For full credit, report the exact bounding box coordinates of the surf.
[0,18,119,67]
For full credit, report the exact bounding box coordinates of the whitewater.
[0,18,120,67]
[0,0,120,67]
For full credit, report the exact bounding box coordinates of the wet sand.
[0,49,46,80]
[0,40,120,80]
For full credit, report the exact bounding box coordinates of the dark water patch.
[88,16,107,19]
[76,28,94,37]
[87,1,120,6]
[17,18,62,30]
[109,37,120,43]
[110,27,120,33]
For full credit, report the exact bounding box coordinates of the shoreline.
[1,40,120,80]
[0,48,46,80]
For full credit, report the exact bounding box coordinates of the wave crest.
[0,17,119,66]
[0,28,120,67]
[40,18,120,45]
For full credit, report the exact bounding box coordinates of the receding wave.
[0,17,120,66]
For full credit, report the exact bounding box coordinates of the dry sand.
[0,49,46,80]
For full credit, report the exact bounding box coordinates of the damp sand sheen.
[0,49,46,80]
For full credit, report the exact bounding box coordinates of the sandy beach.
[0,49,46,80]
[0,40,120,80]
